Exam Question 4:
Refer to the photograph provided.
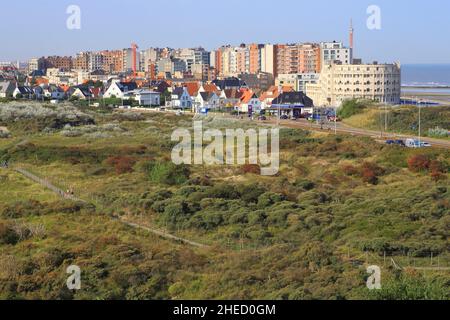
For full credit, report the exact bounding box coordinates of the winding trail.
[12,166,208,249]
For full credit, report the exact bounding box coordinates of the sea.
[402,64,450,95]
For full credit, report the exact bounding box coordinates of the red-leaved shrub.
[429,160,447,181]
[241,164,261,175]
[105,156,137,174]
[407,155,431,173]
[360,162,385,185]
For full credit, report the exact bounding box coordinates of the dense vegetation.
[343,103,450,139]
[0,102,448,300]
[337,99,371,119]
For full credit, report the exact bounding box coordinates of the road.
[132,109,450,149]
[215,114,450,150]
[278,119,450,149]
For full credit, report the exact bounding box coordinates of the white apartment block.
[28,58,44,73]
[88,52,103,72]
[276,73,320,92]
[306,62,401,107]
[320,41,352,67]
[46,68,78,86]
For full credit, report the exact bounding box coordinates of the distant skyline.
[1,0,450,64]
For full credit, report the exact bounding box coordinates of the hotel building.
[306,61,401,106]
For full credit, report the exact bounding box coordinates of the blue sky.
[1,0,449,64]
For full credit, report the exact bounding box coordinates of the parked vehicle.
[327,116,341,122]
[405,139,432,148]
[299,113,311,119]
[280,115,289,120]
[386,139,405,147]
[258,116,267,121]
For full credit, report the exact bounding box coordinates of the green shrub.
[0,223,19,245]
[338,99,368,119]
[205,184,239,200]
[236,184,266,203]
[428,127,448,138]
[257,192,285,209]
[294,179,316,191]
[148,162,190,185]
[248,210,267,225]
[366,273,449,300]
[161,201,192,228]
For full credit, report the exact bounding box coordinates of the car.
[258,116,267,121]
[280,115,289,120]
[299,113,311,119]
[405,139,432,148]
[327,116,341,122]
[386,139,405,147]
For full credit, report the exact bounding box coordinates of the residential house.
[239,72,275,91]
[33,86,44,100]
[147,80,171,94]
[89,69,109,83]
[43,84,65,100]
[0,81,15,98]
[70,86,93,100]
[169,87,193,110]
[213,77,247,91]
[90,87,103,99]
[13,86,34,99]
[259,85,294,109]
[221,88,243,109]
[200,83,221,95]
[194,91,220,112]
[185,82,201,97]
[125,89,160,107]
[239,90,261,114]
[270,91,314,117]
[103,81,138,99]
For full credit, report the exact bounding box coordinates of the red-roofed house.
[239,90,261,113]
[185,82,201,96]
[201,83,221,95]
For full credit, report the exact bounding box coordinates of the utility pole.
[335,108,337,135]
[385,103,388,133]
[380,104,383,138]
[418,98,422,146]
[276,85,282,127]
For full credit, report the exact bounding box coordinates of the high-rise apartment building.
[215,44,262,77]
[320,41,352,67]
[260,44,275,76]
[42,56,73,71]
[88,52,103,72]
[248,43,262,74]
[74,52,90,71]
[101,50,124,73]
[122,48,140,73]
[28,58,45,73]
[274,43,321,76]
[139,48,159,73]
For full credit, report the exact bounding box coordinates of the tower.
[131,43,139,76]
[349,19,354,50]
